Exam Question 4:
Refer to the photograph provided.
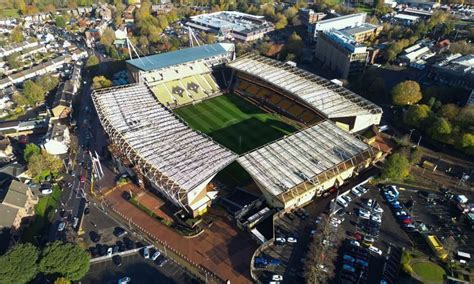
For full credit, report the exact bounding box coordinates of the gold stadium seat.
[152,84,175,106]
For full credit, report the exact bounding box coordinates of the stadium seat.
[152,84,175,106]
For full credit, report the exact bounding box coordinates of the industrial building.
[312,13,367,39]
[186,11,274,42]
[431,54,474,89]
[92,84,238,217]
[315,30,370,79]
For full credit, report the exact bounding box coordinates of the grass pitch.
[174,93,297,154]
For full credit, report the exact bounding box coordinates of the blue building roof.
[126,43,233,72]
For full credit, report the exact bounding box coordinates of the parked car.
[348,239,360,247]
[89,231,100,243]
[143,247,150,259]
[358,208,371,219]
[118,277,131,284]
[114,227,128,238]
[336,196,348,208]
[275,237,286,244]
[112,255,122,266]
[366,199,374,208]
[155,255,168,267]
[57,222,66,231]
[107,247,113,257]
[343,254,355,262]
[342,195,352,203]
[368,245,383,256]
[285,212,296,221]
[41,188,53,195]
[272,275,283,281]
[351,187,362,197]
[342,264,356,273]
[287,237,297,243]
[152,250,161,261]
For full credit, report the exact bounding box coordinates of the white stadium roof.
[237,120,374,196]
[228,54,382,118]
[92,84,237,206]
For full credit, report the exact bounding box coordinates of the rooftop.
[1,180,29,208]
[92,84,237,205]
[126,43,234,72]
[237,120,373,196]
[316,12,366,25]
[227,54,382,118]
[188,11,273,35]
[0,204,19,228]
[340,23,381,36]
[323,30,367,53]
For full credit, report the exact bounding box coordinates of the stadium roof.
[92,84,237,206]
[228,54,382,118]
[126,43,234,72]
[237,120,373,196]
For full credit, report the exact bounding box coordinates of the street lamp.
[409,129,415,140]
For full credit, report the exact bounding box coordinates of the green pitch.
[174,93,297,155]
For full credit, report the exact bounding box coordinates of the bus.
[426,235,449,261]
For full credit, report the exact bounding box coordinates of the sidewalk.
[103,184,256,284]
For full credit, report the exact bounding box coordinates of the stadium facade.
[94,45,383,215]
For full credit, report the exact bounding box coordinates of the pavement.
[104,184,257,283]
[82,252,196,284]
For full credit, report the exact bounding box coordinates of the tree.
[275,13,288,29]
[92,76,112,90]
[100,27,115,47]
[391,80,422,106]
[438,104,460,121]
[11,92,28,106]
[6,52,21,69]
[36,75,59,92]
[23,80,46,104]
[404,104,431,127]
[54,277,71,284]
[286,31,304,54]
[85,55,100,67]
[55,16,66,28]
[456,105,474,128]
[381,153,410,181]
[13,0,27,14]
[28,151,63,181]
[39,242,90,281]
[284,6,298,22]
[409,148,422,165]
[449,41,474,55]
[0,243,39,283]
[456,133,474,155]
[428,117,452,141]
[24,143,41,162]
[9,27,24,43]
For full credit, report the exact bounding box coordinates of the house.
[42,121,70,156]
[51,82,74,118]
[0,175,38,231]
[0,136,14,165]
[98,4,112,21]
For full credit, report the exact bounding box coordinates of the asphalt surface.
[82,252,197,284]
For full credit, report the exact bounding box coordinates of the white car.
[342,195,352,203]
[358,208,371,219]
[373,205,384,214]
[287,237,297,243]
[369,245,383,256]
[349,239,360,247]
[331,217,343,225]
[371,215,382,223]
[143,247,150,259]
[107,247,113,257]
[366,199,374,208]
[396,211,407,216]
[275,237,286,244]
[41,188,53,195]
[272,275,283,281]
[357,185,368,194]
[152,251,161,261]
[351,187,362,197]
[118,277,131,284]
[336,197,348,208]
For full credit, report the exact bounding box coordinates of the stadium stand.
[92,84,237,217]
[228,54,383,133]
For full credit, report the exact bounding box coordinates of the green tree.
[24,143,41,162]
[275,13,288,29]
[438,103,460,121]
[409,148,423,165]
[456,133,474,155]
[100,27,116,47]
[456,105,474,128]
[13,0,27,14]
[28,151,63,181]
[0,243,39,283]
[86,55,100,67]
[9,27,24,43]
[39,242,90,281]
[381,153,410,181]
[391,80,422,106]
[11,92,29,106]
[404,104,431,127]
[23,80,46,104]
[36,75,59,92]
[54,277,71,284]
[286,31,304,54]
[449,41,474,55]
[92,76,112,90]
[284,6,298,22]
[6,52,21,69]
[428,117,452,141]
[55,16,66,28]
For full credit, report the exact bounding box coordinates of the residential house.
[0,176,38,231]
[42,121,70,157]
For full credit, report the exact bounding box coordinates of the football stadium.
[93,43,384,216]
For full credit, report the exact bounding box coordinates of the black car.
[117,241,126,252]
[114,227,128,238]
[90,231,101,243]
[285,212,296,221]
[155,255,168,267]
[99,245,107,256]
[112,255,122,266]
[113,245,120,254]
[89,246,98,257]
[84,207,90,215]
[123,237,134,250]
[122,191,131,200]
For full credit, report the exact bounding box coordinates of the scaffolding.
[92,84,237,210]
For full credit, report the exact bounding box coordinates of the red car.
[80,175,86,183]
